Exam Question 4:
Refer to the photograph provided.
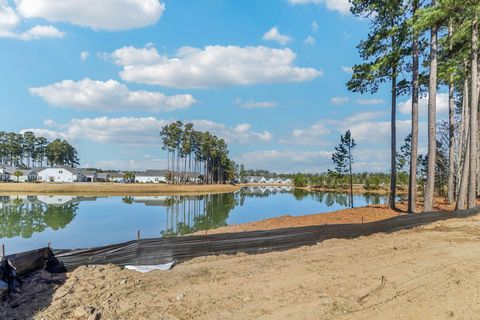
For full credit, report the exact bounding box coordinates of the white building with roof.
[135,170,168,183]
[36,166,85,183]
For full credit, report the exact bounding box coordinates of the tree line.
[160,121,235,184]
[348,0,480,212]
[0,131,79,169]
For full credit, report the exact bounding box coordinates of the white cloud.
[279,122,330,145]
[399,93,449,116]
[16,0,165,31]
[0,0,20,36]
[94,158,168,171]
[234,150,333,173]
[110,45,322,89]
[262,26,292,45]
[303,35,316,45]
[356,98,385,105]
[312,21,319,32]
[0,1,64,40]
[287,0,351,15]
[234,98,277,109]
[17,25,64,40]
[80,51,90,61]
[341,65,353,74]
[22,117,272,145]
[330,96,350,105]
[30,79,197,113]
[106,45,163,66]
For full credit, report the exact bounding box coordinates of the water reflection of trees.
[0,199,78,239]
[158,187,387,237]
[161,192,236,237]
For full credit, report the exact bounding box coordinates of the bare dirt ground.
[196,198,455,235]
[18,213,480,320]
[0,183,239,196]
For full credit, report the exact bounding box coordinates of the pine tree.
[332,130,357,208]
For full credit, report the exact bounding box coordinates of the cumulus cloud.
[262,26,292,45]
[279,122,330,145]
[80,51,90,61]
[22,117,272,145]
[398,93,449,116]
[16,0,165,31]
[234,150,333,173]
[330,96,350,105]
[30,78,197,113]
[107,45,322,89]
[234,98,277,109]
[0,1,64,40]
[94,158,168,171]
[356,98,385,105]
[341,65,353,74]
[18,25,64,40]
[287,0,351,15]
[303,35,316,45]
[105,45,163,66]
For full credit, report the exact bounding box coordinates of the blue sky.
[0,0,447,173]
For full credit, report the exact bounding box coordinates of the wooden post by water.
[137,230,141,241]
[1,244,5,259]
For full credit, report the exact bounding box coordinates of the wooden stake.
[137,230,141,241]
[1,244,5,259]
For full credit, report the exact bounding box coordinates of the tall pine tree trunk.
[457,79,470,210]
[447,21,456,204]
[468,17,479,209]
[389,66,397,209]
[408,0,419,213]
[424,20,438,212]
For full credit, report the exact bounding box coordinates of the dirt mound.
[30,214,480,319]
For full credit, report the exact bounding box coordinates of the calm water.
[0,187,390,254]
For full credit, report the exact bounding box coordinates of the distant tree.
[123,171,136,183]
[293,174,308,188]
[45,139,79,167]
[332,130,357,207]
[397,134,412,172]
[13,170,23,182]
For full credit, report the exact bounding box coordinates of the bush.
[293,174,308,187]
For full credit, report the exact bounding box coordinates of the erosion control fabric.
[6,207,480,274]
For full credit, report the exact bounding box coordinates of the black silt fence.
[7,207,480,274]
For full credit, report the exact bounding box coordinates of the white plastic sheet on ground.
[124,261,177,273]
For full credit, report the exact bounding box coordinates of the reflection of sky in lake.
[0,188,389,254]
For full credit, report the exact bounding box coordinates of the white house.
[135,170,168,183]
[0,167,11,182]
[8,169,38,182]
[108,172,124,183]
[78,169,97,182]
[36,166,85,183]
[97,172,110,182]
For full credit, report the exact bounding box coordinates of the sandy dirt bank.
[0,183,239,196]
[195,198,454,235]
[20,213,480,320]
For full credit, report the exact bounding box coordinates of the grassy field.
[0,182,240,196]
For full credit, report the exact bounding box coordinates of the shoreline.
[0,182,240,196]
[194,198,454,235]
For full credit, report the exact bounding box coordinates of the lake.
[0,187,390,254]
